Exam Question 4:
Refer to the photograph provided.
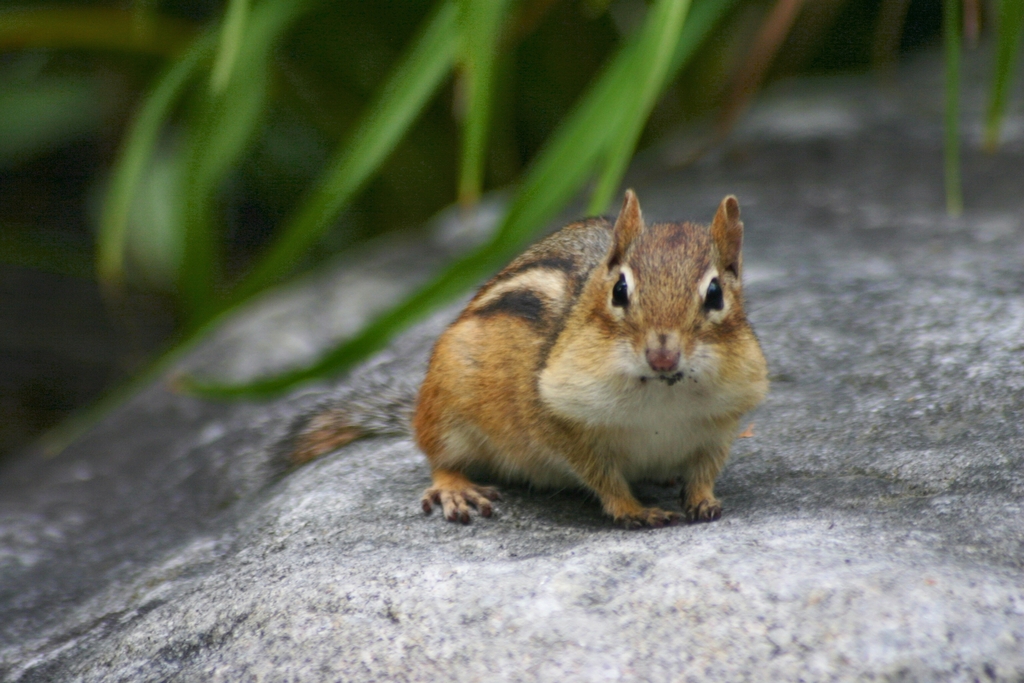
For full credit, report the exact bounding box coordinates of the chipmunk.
[291,190,768,528]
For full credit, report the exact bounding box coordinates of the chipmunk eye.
[704,278,724,311]
[612,273,629,307]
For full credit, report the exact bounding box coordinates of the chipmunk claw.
[619,507,680,529]
[421,481,501,523]
[685,499,722,523]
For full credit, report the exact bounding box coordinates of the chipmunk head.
[597,189,748,384]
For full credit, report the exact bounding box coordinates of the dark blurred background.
[0,1,956,459]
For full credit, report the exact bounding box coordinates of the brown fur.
[291,412,364,465]
[415,191,769,528]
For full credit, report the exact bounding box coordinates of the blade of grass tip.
[97,30,217,289]
[984,0,1024,151]
[0,6,195,56]
[943,0,963,216]
[184,2,686,398]
[209,0,250,95]
[588,0,691,215]
[457,0,512,206]
[222,0,460,310]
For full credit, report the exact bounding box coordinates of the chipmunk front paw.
[684,498,722,523]
[422,480,501,524]
[618,507,681,529]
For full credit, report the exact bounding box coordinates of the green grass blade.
[184,0,735,399]
[446,0,735,266]
[485,0,739,253]
[179,247,500,398]
[97,31,216,288]
[984,0,1024,151]
[183,3,650,398]
[588,0,691,215]
[510,0,735,238]
[457,0,512,206]
[177,0,307,324]
[223,0,461,308]
[210,0,251,95]
[943,0,963,216]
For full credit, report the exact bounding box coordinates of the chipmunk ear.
[609,189,644,265]
[711,195,743,277]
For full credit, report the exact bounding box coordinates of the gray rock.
[2,54,1024,682]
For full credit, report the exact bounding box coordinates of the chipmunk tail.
[289,411,366,465]
[284,375,418,466]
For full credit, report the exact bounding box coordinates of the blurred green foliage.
[1,0,1022,407]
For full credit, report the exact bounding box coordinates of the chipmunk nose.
[646,347,680,373]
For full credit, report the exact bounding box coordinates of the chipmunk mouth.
[639,371,686,386]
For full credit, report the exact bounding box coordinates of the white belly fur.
[595,379,732,482]
[538,349,742,484]
[452,381,732,489]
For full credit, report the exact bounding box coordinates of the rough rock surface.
[2,56,1024,681]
